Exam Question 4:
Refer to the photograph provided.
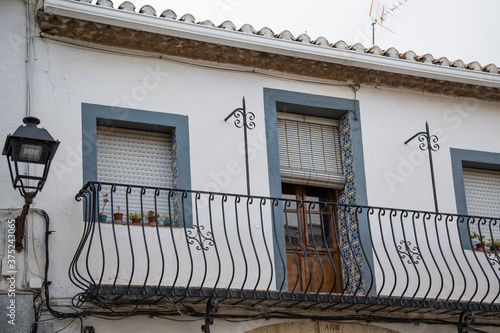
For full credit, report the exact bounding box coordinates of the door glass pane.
[307,213,334,249]
[305,187,334,249]
[284,210,301,247]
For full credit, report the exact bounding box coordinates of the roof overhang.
[40,0,500,101]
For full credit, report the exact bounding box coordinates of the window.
[450,148,500,248]
[82,103,192,226]
[463,167,500,240]
[96,126,174,218]
[277,112,345,189]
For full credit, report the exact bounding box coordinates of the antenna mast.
[369,0,409,45]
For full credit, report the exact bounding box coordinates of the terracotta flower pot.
[131,218,142,225]
[113,213,123,222]
[476,243,483,250]
[148,216,157,226]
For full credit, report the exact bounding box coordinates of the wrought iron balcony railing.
[72,181,500,325]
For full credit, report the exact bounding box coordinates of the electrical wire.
[54,318,77,333]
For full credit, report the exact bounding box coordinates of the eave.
[39,0,500,101]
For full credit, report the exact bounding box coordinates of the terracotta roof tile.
[278,30,294,41]
[313,36,329,46]
[179,13,195,23]
[67,0,499,76]
[257,27,274,37]
[295,33,311,44]
[139,5,155,16]
[118,1,135,11]
[160,9,176,20]
[332,40,348,50]
[219,20,236,31]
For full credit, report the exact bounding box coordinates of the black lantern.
[3,116,60,198]
[2,116,59,252]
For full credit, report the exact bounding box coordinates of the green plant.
[116,206,120,214]
[147,210,158,218]
[471,232,485,242]
[486,239,500,248]
[129,212,143,220]
[100,194,109,214]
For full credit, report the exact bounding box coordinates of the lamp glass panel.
[19,144,43,162]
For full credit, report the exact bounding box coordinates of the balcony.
[72,181,500,326]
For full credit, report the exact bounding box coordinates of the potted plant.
[486,239,500,252]
[99,193,109,222]
[129,212,143,225]
[147,210,159,226]
[471,232,485,250]
[163,215,171,226]
[113,206,123,223]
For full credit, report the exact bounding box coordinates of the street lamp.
[3,116,59,252]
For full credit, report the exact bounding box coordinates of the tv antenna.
[369,0,409,45]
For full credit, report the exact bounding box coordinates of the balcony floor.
[85,285,500,326]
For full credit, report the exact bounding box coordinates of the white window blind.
[277,112,346,189]
[463,167,500,240]
[96,126,173,217]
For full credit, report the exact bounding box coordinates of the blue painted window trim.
[81,103,192,227]
[451,148,500,248]
[263,88,372,292]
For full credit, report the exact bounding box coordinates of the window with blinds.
[463,167,500,240]
[277,112,345,189]
[96,126,173,217]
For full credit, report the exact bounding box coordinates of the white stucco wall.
[1,2,500,331]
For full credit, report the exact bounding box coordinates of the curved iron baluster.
[284,199,300,296]
[356,206,376,308]
[154,188,166,292]
[234,196,249,296]
[409,211,431,308]
[258,198,274,299]
[207,193,222,294]
[70,189,93,290]
[110,185,121,293]
[221,194,236,295]
[432,213,453,306]
[139,187,151,294]
[84,183,99,293]
[420,212,442,306]
[125,186,135,294]
[475,218,492,307]
[169,189,181,291]
[271,198,287,302]
[393,210,413,307]
[443,214,466,307]
[193,192,209,295]
[306,201,325,300]
[244,197,262,298]
[296,200,313,299]
[182,191,195,295]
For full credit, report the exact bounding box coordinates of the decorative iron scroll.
[397,240,421,265]
[405,122,440,212]
[224,97,255,195]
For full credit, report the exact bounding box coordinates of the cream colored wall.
[358,85,499,212]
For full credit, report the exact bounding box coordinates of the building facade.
[1,0,500,332]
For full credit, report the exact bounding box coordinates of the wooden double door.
[282,183,343,294]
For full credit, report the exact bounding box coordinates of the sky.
[117,0,499,67]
